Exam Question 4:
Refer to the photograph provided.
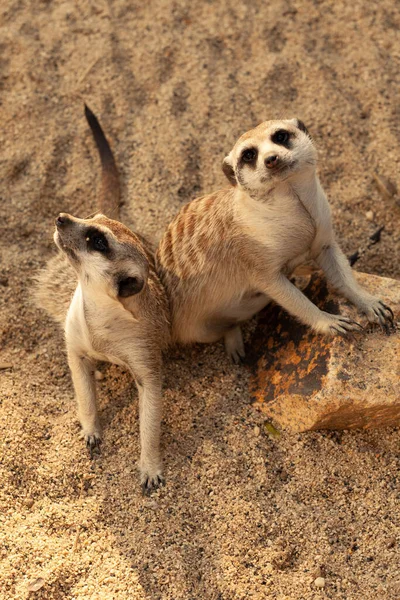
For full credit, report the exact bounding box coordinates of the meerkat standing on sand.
[156,119,394,362]
[35,106,170,493]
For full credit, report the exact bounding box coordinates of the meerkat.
[156,119,394,362]
[35,106,170,493]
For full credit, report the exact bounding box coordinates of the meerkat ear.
[117,275,144,297]
[296,119,311,138]
[222,157,237,186]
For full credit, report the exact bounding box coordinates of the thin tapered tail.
[84,103,121,219]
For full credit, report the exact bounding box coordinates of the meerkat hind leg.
[224,325,246,364]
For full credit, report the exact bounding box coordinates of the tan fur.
[157,118,394,362]
[34,107,170,493]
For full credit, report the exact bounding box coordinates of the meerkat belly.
[205,290,270,336]
[171,272,269,343]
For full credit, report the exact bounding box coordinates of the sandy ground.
[1,1,400,598]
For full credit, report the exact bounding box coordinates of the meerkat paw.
[360,298,395,333]
[224,326,246,364]
[80,428,102,458]
[140,465,165,496]
[314,312,364,336]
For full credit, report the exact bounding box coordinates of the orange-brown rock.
[247,271,400,431]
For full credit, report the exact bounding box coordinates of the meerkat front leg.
[132,361,164,495]
[67,348,102,455]
[260,272,363,335]
[316,241,395,330]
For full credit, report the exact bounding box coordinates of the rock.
[247,272,400,432]
[23,498,34,508]
[314,577,326,588]
[253,425,260,436]
[365,210,374,221]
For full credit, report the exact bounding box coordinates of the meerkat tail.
[84,104,121,219]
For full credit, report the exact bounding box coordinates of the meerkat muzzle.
[265,155,279,169]
[56,213,72,228]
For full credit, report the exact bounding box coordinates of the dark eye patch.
[239,147,258,168]
[271,129,292,148]
[85,227,110,254]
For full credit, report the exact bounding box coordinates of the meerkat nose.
[265,155,279,169]
[56,213,69,227]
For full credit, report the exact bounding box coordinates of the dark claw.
[382,321,396,336]
[234,354,245,365]
[334,330,348,339]
[86,437,101,459]
[340,319,363,331]
[380,302,394,320]
[373,303,395,330]
[373,309,385,324]
[141,475,165,496]
[141,480,151,496]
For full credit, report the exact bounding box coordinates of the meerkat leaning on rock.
[156,119,394,362]
[35,106,170,493]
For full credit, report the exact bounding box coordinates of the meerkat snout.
[56,213,69,227]
[265,155,279,169]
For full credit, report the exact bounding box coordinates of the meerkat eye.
[272,130,290,146]
[85,230,109,253]
[241,148,258,163]
[93,235,108,252]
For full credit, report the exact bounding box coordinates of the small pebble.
[94,370,103,381]
[27,577,45,592]
[23,498,34,508]
[143,499,158,510]
[254,425,260,436]
[314,577,326,588]
[365,210,374,221]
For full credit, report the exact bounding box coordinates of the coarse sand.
[0,1,399,598]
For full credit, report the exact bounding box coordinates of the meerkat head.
[222,118,317,198]
[54,213,149,300]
